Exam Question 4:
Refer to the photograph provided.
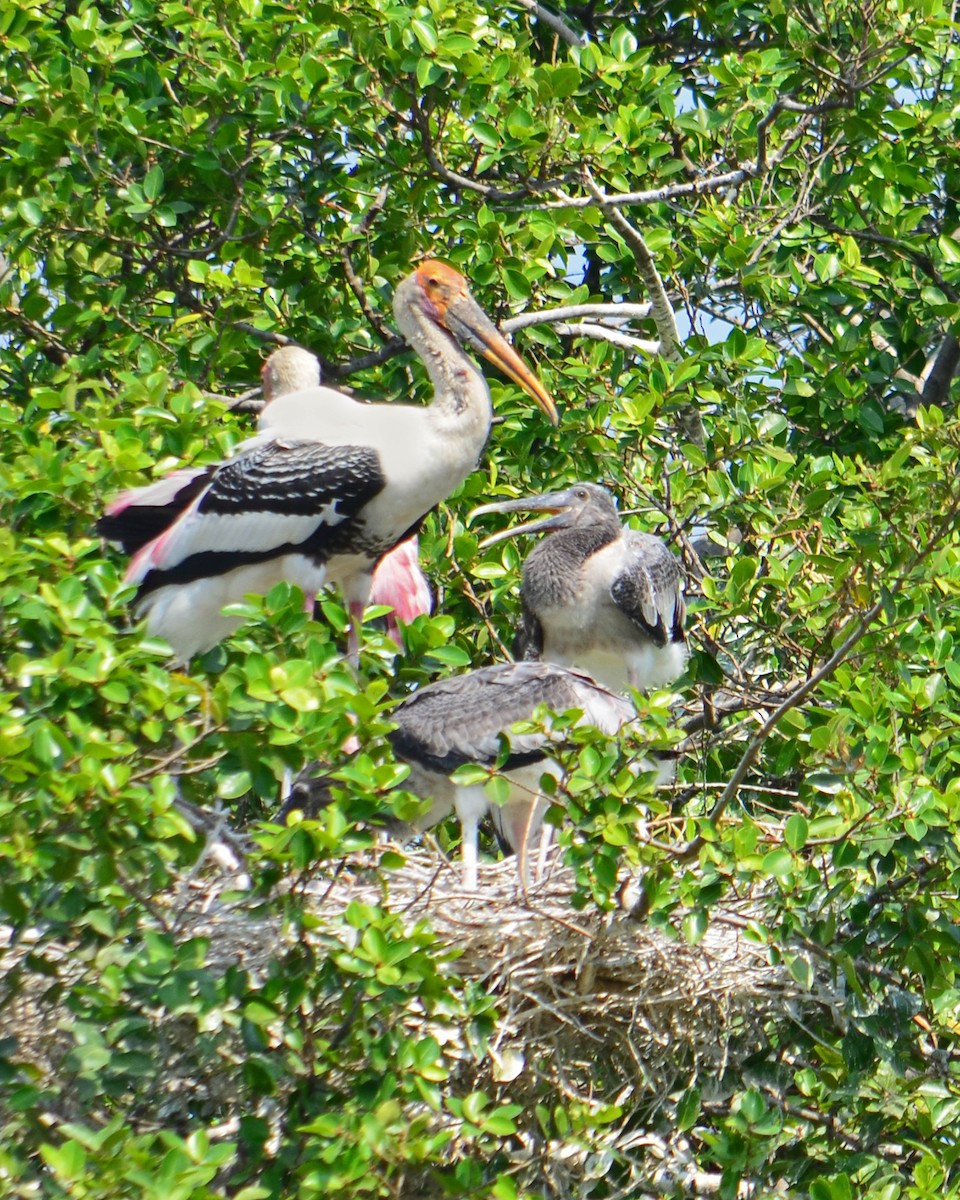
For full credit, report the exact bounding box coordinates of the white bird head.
[261,345,322,402]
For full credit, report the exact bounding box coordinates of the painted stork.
[98,263,556,663]
[284,658,676,889]
[472,482,687,694]
[387,661,635,889]
[100,345,433,648]
[97,346,322,559]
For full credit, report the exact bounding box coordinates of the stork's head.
[471,482,619,548]
[395,259,558,424]
[261,345,322,402]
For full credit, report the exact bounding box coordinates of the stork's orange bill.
[445,291,558,424]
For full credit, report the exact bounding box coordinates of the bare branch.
[552,322,661,354]
[513,0,586,48]
[503,302,652,332]
[583,168,681,359]
[536,166,757,211]
[1,305,71,365]
[327,338,405,380]
[915,332,960,413]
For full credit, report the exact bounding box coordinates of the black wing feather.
[96,469,214,554]
[136,439,386,595]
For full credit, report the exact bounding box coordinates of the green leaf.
[143,165,164,202]
[784,814,808,850]
[17,198,43,227]
[410,18,438,52]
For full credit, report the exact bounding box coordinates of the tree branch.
[583,167,680,359]
[673,493,960,865]
[915,332,960,413]
[502,302,652,332]
[513,0,586,48]
[551,322,661,354]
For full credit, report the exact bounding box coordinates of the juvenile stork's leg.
[454,788,489,891]
[346,601,364,664]
[495,790,547,894]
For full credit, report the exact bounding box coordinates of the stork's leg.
[343,574,374,666]
[385,612,403,648]
[497,796,546,893]
[460,810,480,890]
[454,788,488,890]
[535,820,554,881]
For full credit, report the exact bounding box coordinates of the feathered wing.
[609,532,685,646]
[129,437,386,594]
[512,602,545,663]
[388,661,634,774]
[96,467,215,555]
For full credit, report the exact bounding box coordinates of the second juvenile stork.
[472,482,687,694]
[391,661,635,889]
[98,263,557,663]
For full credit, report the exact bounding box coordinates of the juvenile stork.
[98,263,556,663]
[381,661,635,889]
[472,482,687,694]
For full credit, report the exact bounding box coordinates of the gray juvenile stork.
[387,661,635,889]
[99,346,433,647]
[472,482,687,694]
[97,263,557,663]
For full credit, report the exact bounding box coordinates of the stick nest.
[1,837,825,1188]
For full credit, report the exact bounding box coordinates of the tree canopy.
[4,0,960,1196]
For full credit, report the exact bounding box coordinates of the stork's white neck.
[392,277,492,453]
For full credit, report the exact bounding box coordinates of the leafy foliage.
[4,0,960,1195]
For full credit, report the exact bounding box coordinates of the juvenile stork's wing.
[511,602,545,664]
[609,533,685,647]
[389,661,633,774]
[129,437,385,595]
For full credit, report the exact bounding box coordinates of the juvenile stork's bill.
[98,264,557,663]
[388,660,634,889]
[472,482,687,694]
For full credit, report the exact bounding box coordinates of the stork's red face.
[414,259,558,425]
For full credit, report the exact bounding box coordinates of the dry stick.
[513,0,586,48]
[552,322,661,354]
[673,494,960,867]
[503,302,652,331]
[583,168,681,361]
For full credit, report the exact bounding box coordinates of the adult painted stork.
[98,263,556,663]
[472,482,687,694]
[387,661,635,889]
[97,346,322,559]
[100,346,433,648]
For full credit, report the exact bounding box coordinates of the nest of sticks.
[1,832,829,1190]
[292,841,813,1100]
